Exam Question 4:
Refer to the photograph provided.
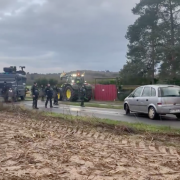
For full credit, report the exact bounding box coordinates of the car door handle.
[137,99,138,101]
[146,99,148,101]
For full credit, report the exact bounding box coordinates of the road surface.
[21,100,180,129]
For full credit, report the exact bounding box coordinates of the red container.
[94,84,117,101]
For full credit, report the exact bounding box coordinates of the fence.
[94,84,117,101]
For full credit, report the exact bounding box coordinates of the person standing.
[31,82,39,109]
[45,83,53,108]
[40,85,45,101]
[2,81,8,102]
[53,85,59,105]
[80,85,86,107]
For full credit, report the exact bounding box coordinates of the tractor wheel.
[65,86,76,101]
[58,91,63,101]
[84,89,92,102]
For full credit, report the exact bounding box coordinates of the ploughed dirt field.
[0,112,180,180]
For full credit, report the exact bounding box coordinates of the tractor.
[58,72,92,102]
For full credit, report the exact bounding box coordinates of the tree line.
[36,78,58,87]
[120,0,180,85]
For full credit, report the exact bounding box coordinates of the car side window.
[142,87,151,97]
[133,87,143,97]
[151,88,156,96]
[129,90,135,97]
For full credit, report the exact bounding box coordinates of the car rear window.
[160,87,180,97]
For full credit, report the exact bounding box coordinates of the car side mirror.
[132,94,135,98]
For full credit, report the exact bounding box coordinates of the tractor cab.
[61,72,85,85]
[69,72,85,85]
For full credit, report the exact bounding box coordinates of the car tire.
[176,114,180,120]
[148,106,158,120]
[125,104,130,115]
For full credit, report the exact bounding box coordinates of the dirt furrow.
[0,113,180,180]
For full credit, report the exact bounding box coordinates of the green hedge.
[117,89,133,101]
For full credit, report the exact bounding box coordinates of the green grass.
[2,103,180,140]
[60,101,123,109]
[21,98,180,134]
[45,111,180,135]
[25,97,33,101]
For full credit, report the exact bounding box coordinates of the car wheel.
[148,106,158,120]
[125,104,130,115]
[176,114,180,120]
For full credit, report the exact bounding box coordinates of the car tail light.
[157,103,162,105]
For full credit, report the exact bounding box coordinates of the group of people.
[31,82,59,109]
[31,82,86,109]
[1,81,87,108]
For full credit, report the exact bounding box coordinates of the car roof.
[139,84,180,88]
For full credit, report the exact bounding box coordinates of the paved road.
[21,101,180,129]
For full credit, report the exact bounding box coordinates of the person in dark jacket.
[2,81,8,102]
[80,85,86,107]
[45,83,53,108]
[53,85,59,105]
[40,85,45,101]
[31,82,39,109]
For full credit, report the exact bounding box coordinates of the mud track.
[0,112,180,180]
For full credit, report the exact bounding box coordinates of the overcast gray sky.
[0,0,139,73]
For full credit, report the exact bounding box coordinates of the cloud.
[0,0,139,73]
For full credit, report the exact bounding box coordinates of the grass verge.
[1,102,179,135]
[1,102,180,148]
[25,97,32,101]
[59,101,123,109]
[45,111,180,148]
[46,111,180,135]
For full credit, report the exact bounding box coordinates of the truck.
[0,66,27,102]
[58,71,92,102]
